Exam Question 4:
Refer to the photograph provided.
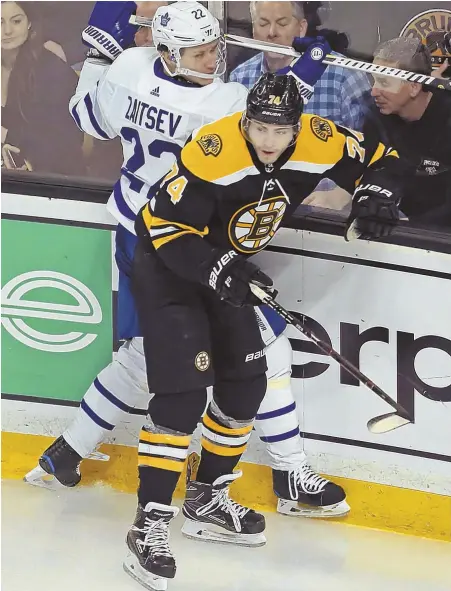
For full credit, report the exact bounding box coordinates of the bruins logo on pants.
[195,351,210,371]
[228,196,287,254]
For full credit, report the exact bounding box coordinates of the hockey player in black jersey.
[127,72,404,588]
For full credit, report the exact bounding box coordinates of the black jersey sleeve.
[325,122,400,193]
[140,156,227,285]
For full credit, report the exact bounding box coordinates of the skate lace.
[289,462,329,499]
[136,517,172,558]
[196,487,249,533]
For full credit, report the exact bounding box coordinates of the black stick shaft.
[251,284,411,420]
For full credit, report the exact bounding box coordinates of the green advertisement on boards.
[1,219,113,402]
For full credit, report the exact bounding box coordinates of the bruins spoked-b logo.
[228,196,287,254]
[310,116,333,142]
[195,351,210,371]
[197,134,222,157]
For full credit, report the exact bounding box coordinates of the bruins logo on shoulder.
[197,134,222,157]
[310,117,333,142]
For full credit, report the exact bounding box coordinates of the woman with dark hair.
[1,1,85,175]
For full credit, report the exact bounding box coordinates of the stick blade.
[345,219,362,242]
[367,412,412,434]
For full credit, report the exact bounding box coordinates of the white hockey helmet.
[152,2,226,79]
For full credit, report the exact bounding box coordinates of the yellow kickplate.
[2,431,450,542]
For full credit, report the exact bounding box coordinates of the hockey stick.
[129,15,153,27]
[249,283,413,434]
[225,34,451,93]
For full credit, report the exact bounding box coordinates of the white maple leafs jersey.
[69,47,248,233]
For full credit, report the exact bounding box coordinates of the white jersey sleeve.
[69,60,117,141]
[69,47,249,233]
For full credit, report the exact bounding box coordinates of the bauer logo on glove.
[205,250,274,308]
[355,184,393,199]
[208,250,238,290]
[345,167,403,242]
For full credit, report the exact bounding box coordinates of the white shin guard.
[64,338,151,458]
[256,334,306,471]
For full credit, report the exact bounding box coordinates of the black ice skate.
[123,502,179,591]
[24,436,83,490]
[181,452,266,547]
[273,461,350,518]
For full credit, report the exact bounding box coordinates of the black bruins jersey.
[138,111,397,284]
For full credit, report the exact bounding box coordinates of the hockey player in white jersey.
[25,0,246,486]
[25,1,349,553]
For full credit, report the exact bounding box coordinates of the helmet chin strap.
[160,41,226,81]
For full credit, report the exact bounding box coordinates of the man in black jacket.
[364,37,451,229]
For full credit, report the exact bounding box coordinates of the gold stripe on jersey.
[181,112,255,183]
[152,230,201,250]
[142,203,209,250]
[351,144,399,189]
[369,143,399,167]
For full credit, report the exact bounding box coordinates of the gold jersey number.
[161,162,188,204]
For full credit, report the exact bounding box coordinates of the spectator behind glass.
[1,1,85,175]
[363,38,451,229]
[84,1,167,183]
[229,1,370,131]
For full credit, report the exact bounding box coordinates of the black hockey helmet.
[245,73,303,127]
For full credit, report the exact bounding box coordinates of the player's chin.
[192,76,214,87]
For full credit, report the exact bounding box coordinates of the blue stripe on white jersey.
[83,93,111,139]
[69,68,116,141]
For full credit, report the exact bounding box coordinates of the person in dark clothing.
[363,37,451,229]
[1,1,85,176]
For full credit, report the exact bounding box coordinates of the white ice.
[2,480,451,591]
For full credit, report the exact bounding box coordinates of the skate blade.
[123,552,169,591]
[277,498,351,518]
[85,451,110,461]
[23,466,63,491]
[181,518,266,547]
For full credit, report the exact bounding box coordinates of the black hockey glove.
[345,167,402,241]
[206,249,274,307]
